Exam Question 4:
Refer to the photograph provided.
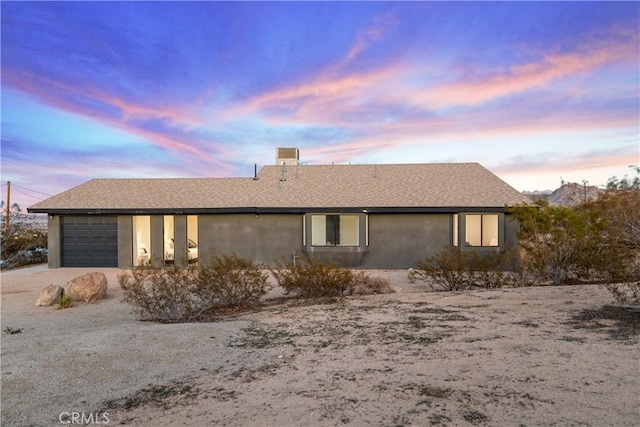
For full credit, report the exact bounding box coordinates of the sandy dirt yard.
[1,266,638,426]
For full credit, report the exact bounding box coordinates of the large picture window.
[132,216,151,266]
[311,214,359,247]
[465,214,499,247]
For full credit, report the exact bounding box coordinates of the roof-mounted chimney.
[276,147,299,165]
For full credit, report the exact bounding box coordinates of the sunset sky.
[1,1,638,210]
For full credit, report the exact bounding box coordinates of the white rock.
[35,284,64,307]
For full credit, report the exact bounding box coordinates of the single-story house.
[28,149,531,269]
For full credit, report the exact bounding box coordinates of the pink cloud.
[219,12,402,126]
[3,70,210,157]
[492,148,639,191]
[304,139,393,164]
[228,26,638,130]
[412,30,639,108]
[337,11,398,69]
[220,64,403,126]
[296,104,638,166]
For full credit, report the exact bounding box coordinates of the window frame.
[453,212,502,249]
[132,215,151,267]
[304,212,368,250]
[187,215,199,266]
[163,215,175,266]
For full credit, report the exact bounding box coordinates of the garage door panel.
[62,216,118,267]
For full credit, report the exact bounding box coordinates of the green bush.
[119,254,270,323]
[55,294,74,309]
[510,201,592,285]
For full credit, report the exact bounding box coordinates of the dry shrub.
[198,254,271,308]
[119,254,270,323]
[351,272,395,295]
[608,253,640,306]
[270,257,355,298]
[409,247,529,291]
[409,247,475,291]
[270,258,395,298]
[119,268,203,323]
[608,282,640,306]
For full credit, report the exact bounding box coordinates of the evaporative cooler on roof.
[276,147,299,165]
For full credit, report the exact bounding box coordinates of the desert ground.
[1,266,638,426]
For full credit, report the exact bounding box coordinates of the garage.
[61,216,118,267]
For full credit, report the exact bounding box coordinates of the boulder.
[35,284,64,307]
[66,272,108,303]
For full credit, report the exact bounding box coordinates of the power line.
[12,187,48,202]
[2,183,53,197]
[11,183,53,197]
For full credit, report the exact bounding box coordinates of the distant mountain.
[522,182,602,207]
[521,189,553,203]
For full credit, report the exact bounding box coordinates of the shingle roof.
[28,163,531,213]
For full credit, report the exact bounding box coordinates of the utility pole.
[4,181,10,233]
[582,180,588,204]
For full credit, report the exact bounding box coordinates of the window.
[311,214,359,246]
[465,214,498,247]
[187,215,198,265]
[453,214,459,246]
[132,216,151,266]
[163,216,175,266]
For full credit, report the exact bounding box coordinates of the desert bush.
[197,253,271,308]
[511,169,640,288]
[351,271,395,295]
[409,247,524,291]
[592,169,640,304]
[501,249,536,288]
[510,201,592,285]
[409,247,475,291]
[471,254,508,289]
[120,254,270,322]
[120,268,203,323]
[270,257,359,298]
[608,280,640,306]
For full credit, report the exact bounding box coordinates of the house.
[28,149,531,269]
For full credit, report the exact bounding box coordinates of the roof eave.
[28,205,519,216]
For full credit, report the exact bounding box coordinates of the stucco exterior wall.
[47,215,61,268]
[360,213,452,269]
[117,215,133,268]
[199,213,302,266]
[47,212,520,269]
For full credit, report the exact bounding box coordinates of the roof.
[28,163,531,214]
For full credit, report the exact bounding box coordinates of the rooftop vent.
[276,147,299,165]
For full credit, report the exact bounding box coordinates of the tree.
[586,167,640,304]
[511,166,639,304]
[511,200,594,285]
